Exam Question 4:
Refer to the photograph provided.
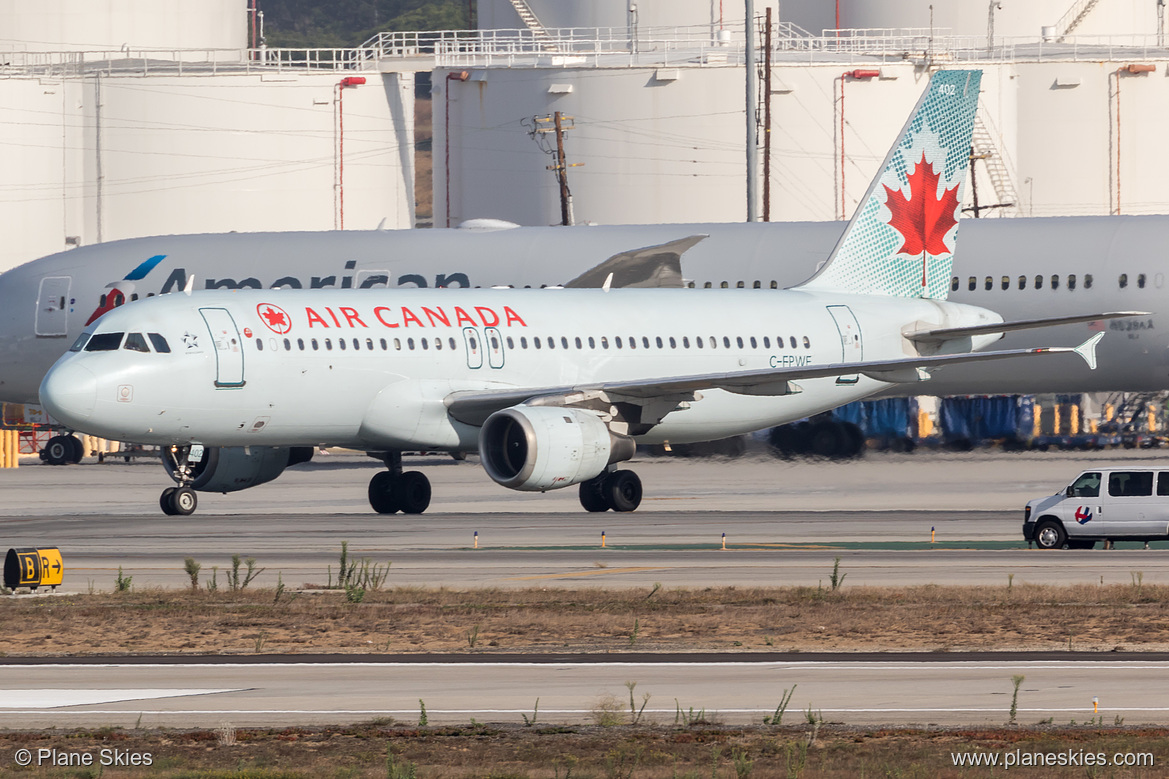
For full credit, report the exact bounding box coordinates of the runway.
[0,654,1164,728]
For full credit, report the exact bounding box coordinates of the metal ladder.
[1055,0,1102,40]
[971,113,1019,215]
[508,0,558,51]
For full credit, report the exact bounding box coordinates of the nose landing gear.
[368,451,431,514]
[160,445,199,516]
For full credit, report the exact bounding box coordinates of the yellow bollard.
[721,532,726,550]
[601,531,606,548]
[931,526,936,543]
[474,530,478,549]
[1070,404,1080,435]
[1093,696,1099,714]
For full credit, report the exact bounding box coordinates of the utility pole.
[527,112,582,225]
[745,0,759,222]
[763,6,773,222]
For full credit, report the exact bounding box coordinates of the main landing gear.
[160,445,198,516]
[368,451,432,514]
[578,469,643,513]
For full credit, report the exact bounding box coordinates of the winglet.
[183,274,195,295]
[1073,332,1105,370]
[602,272,614,293]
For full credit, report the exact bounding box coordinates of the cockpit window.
[84,332,125,351]
[148,333,171,353]
[124,333,150,353]
[69,333,92,352]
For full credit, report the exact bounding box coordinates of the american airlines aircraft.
[37,71,1114,515]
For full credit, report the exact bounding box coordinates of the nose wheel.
[368,451,431,514]
[160,445,199,516]
[579,470,642,513]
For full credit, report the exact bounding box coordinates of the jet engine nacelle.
[163,446,314,493]
[479,405,635,491]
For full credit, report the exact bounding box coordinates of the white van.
[1024,468,1169,549]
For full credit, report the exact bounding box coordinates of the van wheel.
[1034,520,1067,550]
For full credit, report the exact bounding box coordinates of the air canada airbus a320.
[38,70,1124,516]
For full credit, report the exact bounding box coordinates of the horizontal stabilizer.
[905,311,1149,343]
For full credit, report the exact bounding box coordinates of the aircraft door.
[463,327,484,369]
[827,305,863,385]
[35,276,71,336]
[485,327,505,369]
[199,307,246,387]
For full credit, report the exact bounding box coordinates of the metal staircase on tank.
[1055,0,1102,40]
[971,113,1018,215]
[508,0,559,52]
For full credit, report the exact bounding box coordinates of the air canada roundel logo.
[257,303,292,335]
[1075,506,1093,525]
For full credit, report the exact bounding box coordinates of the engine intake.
[163,446,314,493]
[479,406,634,491]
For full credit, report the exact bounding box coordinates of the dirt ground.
[3,582,1169,656]
[0,722,1164,778]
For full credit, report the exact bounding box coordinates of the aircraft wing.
[562,235,707,289]
[445,334,1104,426]
[905,311,1149,343]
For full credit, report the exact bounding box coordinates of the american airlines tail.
[799,69,981,301]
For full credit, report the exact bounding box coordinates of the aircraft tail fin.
[798,69,981,300]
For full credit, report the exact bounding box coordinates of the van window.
[1109,471,1153,497]
[1069,472,1101,498]
[1158,473,1169,496]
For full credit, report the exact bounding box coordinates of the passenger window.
[588,337,596,349]
[407,338,415,350]
[628,337,636,350]
[763,337,770,348]
[380,338,387,350]
[803,336,811,348]
[703,282,712,289]
[967,276,976,291]
[1109,471,1153,497]
[642,337,650,348]
[984,276,992,291]
[255,338,264,351]
[69,333,92,352]
[547,337,555,349]
[750,336,757,348]
[147,329,170,350]
[434,338,442,351]
[124,333,150,353]
[736,281,745,289]
[1000,276,1009,291]
[1138,273,1147,289]
[601,337,609,349]
[790,336,798,348]
[770,281,778,289]
[1069,471,1101,498]
[366,338,373,350]
[1068,274,1077,291]
[656,337,663,348]
[534,337,542,349]
[1018,275,1026,290]
[422,338,430,350]
[776,337,784,349]
[354,338,362,350]
[299,338,306,350]
[723,336,731,348]
[615,337,623,348]
[326,339,333,350]
[520,337,528,349]
[394,338,402,350]
[1119,273,1128,288]
[312,339,320,351]
[736,336,744,348]
[338,339,346,350]
[1084,274,1093,289]
[682,336,689,348]
[449,337,457,350]
[1034,275,1043,289]
[950,277,959,292]
[752,280,761,289]
[575,337,582,349]
[85,332,125,351]
[720,281,729,288]
[695,336,703,349]
[1158,473,1169,496]
[1051,275,1060,290]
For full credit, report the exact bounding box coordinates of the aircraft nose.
[39,361,98,427]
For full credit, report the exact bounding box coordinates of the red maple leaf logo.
[257,304,292,334]
[883,152,960,258]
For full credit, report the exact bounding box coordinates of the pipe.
[336,76,366,230]
[444,71,471,228]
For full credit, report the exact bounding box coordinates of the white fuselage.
[40,288,999,450]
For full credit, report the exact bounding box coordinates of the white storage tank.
[786,0,1160,39]
[0,0,246,53]
[0,69,415,271]
[477,0,779,34]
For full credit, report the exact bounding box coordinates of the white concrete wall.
[1,71,414,272]
[0,0,247,52]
